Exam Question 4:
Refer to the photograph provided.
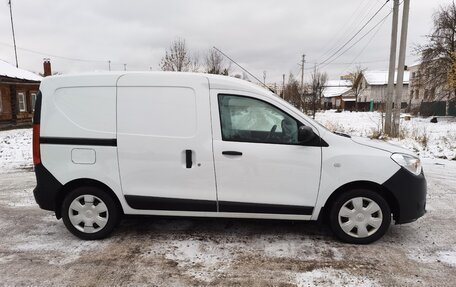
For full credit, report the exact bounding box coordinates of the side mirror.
[298,125,315,143]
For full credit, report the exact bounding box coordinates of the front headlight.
[391,153,422,176]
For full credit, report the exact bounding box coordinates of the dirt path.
[0,159,455,286]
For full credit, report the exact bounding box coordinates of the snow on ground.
[295,268,379,287]
[0,128,32,172]
[315,111,456,160]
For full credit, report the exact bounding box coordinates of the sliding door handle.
[185,150,193,168]
[222,151,243,156]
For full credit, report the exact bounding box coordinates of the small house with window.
[322,80,353,110]
[0,60,42,129]
[361,70,410,111]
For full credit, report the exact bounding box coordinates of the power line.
[340,12,390,75]
[0,41,108,63]
[213,46,274,91]
[316,0,376,62]
[318,9,392,71]
[314,0,391,69]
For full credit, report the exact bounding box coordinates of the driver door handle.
[222,151,243,156]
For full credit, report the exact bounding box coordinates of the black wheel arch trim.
[34,164,123,219]
[55,178,124,219]
[318,180,400,224]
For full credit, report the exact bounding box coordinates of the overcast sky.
[0,0,451,83]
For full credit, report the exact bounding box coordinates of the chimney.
[43,58,52,76]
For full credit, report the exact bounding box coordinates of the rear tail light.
[33,124,41,165]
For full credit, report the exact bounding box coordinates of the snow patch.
[295,268,379,287]
[316,111,456,160]
[0,60,42,82]
[143,239,234,282]
[438,250,456,267]
[0,128,33,172]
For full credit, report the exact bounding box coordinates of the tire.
[329,189,391,244]
[62,186,120,240]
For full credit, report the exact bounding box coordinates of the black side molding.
[40,137,117,146]
[219,201,314,215]
[125,195,216,212]
[124,195,314,215]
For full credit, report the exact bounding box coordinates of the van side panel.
[41,86,116,138]
[116,74,217,213]
[38,76,127,213]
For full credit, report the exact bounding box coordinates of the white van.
[33,72,426,244]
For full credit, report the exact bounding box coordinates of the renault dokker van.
[32,72,426,244]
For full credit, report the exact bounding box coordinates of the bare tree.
[347,66,365,111]
[205,49,230,75]
[160,38,192,72]
[310,70,328,118]
[283,73,301,110]
[416,2,456,101]
[189,52,200,72]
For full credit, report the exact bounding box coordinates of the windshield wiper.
[334,131,351,138]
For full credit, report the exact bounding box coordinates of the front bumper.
[382,167,427,224]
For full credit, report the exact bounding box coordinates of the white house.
[361,70,410,109]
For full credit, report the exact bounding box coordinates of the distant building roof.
[325,79,352,87]
[363,70,409,86]
[0,60,42,82]
[322,79,352,98]
[322,86,352,98]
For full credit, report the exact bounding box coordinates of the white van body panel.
[39,74,119,138]
[209,88,321,211]
[37,72,411,220]
[116,73,217,205]
[38,74,130,213]
[311,132,401,219]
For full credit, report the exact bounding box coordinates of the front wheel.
[329,189,391,244]
[62,186,120,240]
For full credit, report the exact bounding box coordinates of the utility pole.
[8,0,18,68]
[301,54,306,95]
[392,0,410,137]
[384,0,400,136]
[313,63,317,119]
[282,74,286,99]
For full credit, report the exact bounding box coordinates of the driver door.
[211,92,322,216]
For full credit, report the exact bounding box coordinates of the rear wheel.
[62,186,120,240]
[329,189,391,244]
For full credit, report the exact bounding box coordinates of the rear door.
[117,74,217,212]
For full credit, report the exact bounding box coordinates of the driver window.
[218,94,299,144]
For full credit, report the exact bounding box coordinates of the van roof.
[41,71,273,96]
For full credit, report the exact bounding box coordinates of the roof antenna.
[213,46,275,93]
